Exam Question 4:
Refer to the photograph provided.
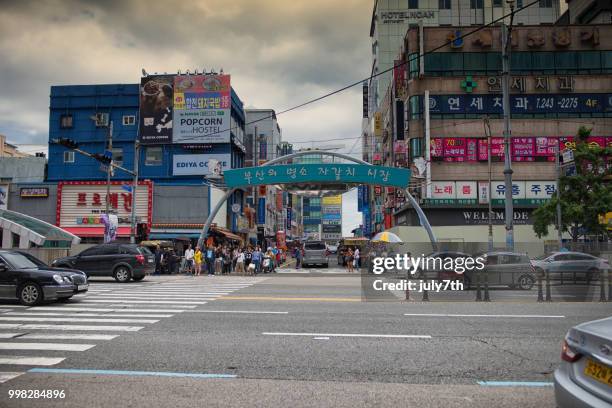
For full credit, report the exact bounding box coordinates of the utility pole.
[555,142,563,250]
[105,120,113,215]
[253,126,259,245]
[501,7,515,251]
[484,117,493,251]
[130,141,140,244]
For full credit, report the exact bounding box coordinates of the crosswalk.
[0,277,263,384]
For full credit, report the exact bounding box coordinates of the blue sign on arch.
[223,164,410,189]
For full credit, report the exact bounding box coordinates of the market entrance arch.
[198,151,437,251]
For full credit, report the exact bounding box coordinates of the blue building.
[47,83,247,240]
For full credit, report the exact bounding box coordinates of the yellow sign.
[374,112,382,137]
[322,195,342,206]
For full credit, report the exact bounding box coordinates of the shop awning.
[210,226,243,242]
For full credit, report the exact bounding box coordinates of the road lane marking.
[13,324,144,332]
[0,316,159,324]
[87,296,219,301]
[78,300,207,305]
[403,313,565,318]
[0,372,24,383]
[478,381,553,387]
[29,368,237,379]
[97,292,230,295]
[220,296,361,302]
[0,342,95,351]
[0,356,66,366]
[183,310,288,314]
[31,307,186,313]
[6,312,172,318]
[314,337,330,340]
[262,332,431,339]
[20,334,118,341]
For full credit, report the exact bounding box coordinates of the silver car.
[531,251,610,283]
[466,251,536,290]
[303,241,328,268]
[554,316,612,407]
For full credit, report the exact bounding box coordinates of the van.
[303,241,328,268]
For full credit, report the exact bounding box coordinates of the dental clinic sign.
[172,154,231,176]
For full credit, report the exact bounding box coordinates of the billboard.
[172,153,231,176]
[139,75,174,144]
[139,74,232,145]
[322,195,342,206]
[173,74,231,144]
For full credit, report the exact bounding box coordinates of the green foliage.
[532,128,612,241]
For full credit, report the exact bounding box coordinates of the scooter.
[262,256,274,273]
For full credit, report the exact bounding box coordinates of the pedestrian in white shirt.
[184,244,195,275]
[354,248,360,270]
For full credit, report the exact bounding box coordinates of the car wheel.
[518,275,535,290]
[132,276,145,281]
[58,296,73,302]
[19,282,43,306]
[587,268,600,283]
[114,266,132,283]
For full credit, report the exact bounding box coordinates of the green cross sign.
[460,76,477,93]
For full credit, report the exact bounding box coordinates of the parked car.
[465,252,536,290]
[554,316,612,407]
[416,251,471,285]
[52,243,154,282]
[0,250,88,305]
[326,244,338,255]
[303,241,328,268]
[15,251,88,296]
[531,251,609,283]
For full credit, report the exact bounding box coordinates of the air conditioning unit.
[94,113,109,127]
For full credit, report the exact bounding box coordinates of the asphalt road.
[0,272,609,407]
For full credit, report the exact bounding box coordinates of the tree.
[532,127,612,242]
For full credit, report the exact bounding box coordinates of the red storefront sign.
[56,181,153,237]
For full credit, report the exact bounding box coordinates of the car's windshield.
[1,252,40,269]
[305,242,326,250]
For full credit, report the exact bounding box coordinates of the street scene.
[0,0,611,407]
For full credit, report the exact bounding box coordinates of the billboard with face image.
[139,75,174,144]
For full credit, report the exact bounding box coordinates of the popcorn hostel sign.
[172,154,231,176]
[56,181,152,237]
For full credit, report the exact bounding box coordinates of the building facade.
[361,23,612,253]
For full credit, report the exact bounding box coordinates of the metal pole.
[555,143,563,250]
[484,117,493,251]
[501,23,514,251]
[106,121,113,214]
[198,187,238,250]
[254,126,258,246]
[130,141,140,244]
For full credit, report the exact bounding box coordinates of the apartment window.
[538,0,552,6]
[111,148,123,167]
[493,0,503,6]
[63,151,74,163]
[60,114,73,129]
[145,147,162,166]
[408,0,419,9]
[122,115,136,126]
[470,0,483,8]
[517,0,523,7]
[438,0,451,9]
[93,112,109,127]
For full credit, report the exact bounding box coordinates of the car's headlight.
[52,274,64,284]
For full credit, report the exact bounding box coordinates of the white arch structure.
[197,151,438,251]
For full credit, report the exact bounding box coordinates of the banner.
[257,197,266,225]
[173,74,231,144]
[322,195,342,206]
[139,75,174,144]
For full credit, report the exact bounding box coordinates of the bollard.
[537,271,544,302]
[483,268,490,302]
[545,269,552,302]
[599,270,606,302]
[405,272,410,301]
[476,267,482,302]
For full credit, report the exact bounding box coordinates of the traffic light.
[56,138,78,149]
[92,150,113,165]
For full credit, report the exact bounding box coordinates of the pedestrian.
[206,245,215,276]
[244,246,253,269]
[223,247,232,274]
[215,247,223,275]
[295,245,303,269]
[354,247,360,271]
[184,244,194,275]
[252,246,262,274]
[154,245,163,275]
[194,246,202,276]
[346,248,354,273]
[236,248,245,275]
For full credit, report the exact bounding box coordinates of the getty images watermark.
[361,254,486,300]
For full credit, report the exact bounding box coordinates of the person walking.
[252,246,262,274]
[354,247,361,271]
[295,245,303,269]
[193,246,202,276]
[184,244,194,275]
[346,248,354,273]
[154,245,163,275]
[236,248,245,275]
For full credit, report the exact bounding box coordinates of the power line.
[172,0,541,143]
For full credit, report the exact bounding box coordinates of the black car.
[52,243,154,283]
[0,250,88,306]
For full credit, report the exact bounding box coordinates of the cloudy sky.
[0,0,372,235]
